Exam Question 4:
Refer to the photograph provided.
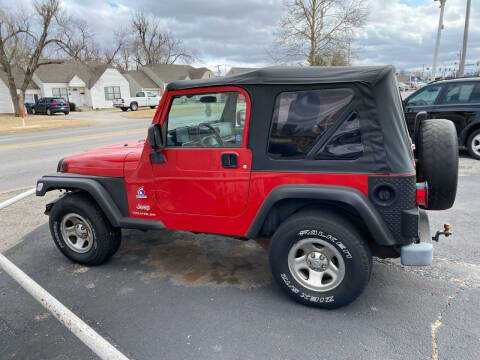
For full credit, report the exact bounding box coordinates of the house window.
[104,86,121,100]
[24,94,35,103]
[52,88,68,100]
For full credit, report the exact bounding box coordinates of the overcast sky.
[3,0,479,75]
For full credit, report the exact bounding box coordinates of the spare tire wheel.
[416,119,458,210]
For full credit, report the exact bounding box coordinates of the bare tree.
[0,0,65,116]
[273,0,368,66]
[54,18,101,62]
[130,10,194,68]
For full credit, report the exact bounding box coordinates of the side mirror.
[147,124,164,149]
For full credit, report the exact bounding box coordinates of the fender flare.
[246,185,396,246]
[36,174,164,231]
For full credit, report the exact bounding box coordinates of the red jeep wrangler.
[37,66,458,308]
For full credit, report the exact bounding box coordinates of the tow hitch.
[432,223,452,242]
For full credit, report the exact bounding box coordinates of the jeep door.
[427,82,480,141]
[151,87,251,217]
[404,84,443,135]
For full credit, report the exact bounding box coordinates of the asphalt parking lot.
[1,153,479,360]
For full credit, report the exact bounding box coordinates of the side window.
[147,92,156,97]
[166,91,246,148]
[136,91,145,97]
[316,113,363,159]
[406,85,442,107]
[470,84,480,103]
[267,89,354,159]
[442,83,474,104]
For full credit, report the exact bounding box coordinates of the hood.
[63,140,145,177]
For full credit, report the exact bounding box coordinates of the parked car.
[397,82,409,91]
[403,77,480,159]
[37,66,458,309]
[31,97,70,115]
[113,91,161,111]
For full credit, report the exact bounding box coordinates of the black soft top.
[168,65,414,175]
[168,66,394,90]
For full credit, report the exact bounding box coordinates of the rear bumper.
[401,209,433,266]
[51,106,69,113]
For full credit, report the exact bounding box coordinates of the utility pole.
[432,0,447,81]
[458,0,471,77]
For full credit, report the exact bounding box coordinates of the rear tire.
[269,208,372,309]
[120,107,128,112]
[130,102,138,111]
[46,108,52,116]
[49,192,121,266]
[416,119,458,210]
[466,129,480,160]
[150,106,156,109]
[32,108,36,115]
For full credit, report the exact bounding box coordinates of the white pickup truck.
[113,91,162,111]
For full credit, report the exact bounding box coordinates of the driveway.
[0,154,479,360]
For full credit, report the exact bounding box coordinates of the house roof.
[0,68,39,89]
[34,60,110,88]
[227,67,258,76]
[144,64,212,83]
[124,70,160,89]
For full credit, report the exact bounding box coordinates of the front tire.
[467,129,480,160]
[150,106,156,109]
[269,209,372,309]
[32,108,36,115]
[49,192,121,265]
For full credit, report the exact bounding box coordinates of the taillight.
[121,99,124,103]
[66,102,69,106]
[416,182,428,207]
[50,102,57,106]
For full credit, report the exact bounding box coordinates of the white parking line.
[0,254,129,360]
[0,188,36,209]
[0,188,129,360]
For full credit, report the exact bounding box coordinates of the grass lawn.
[121,108,157,119]
[0,114,94,135]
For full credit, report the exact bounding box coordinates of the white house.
[0,69,41,113]
[32,61,130,109]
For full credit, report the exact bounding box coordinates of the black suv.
[32,97,70,116]
[403,78,480,159]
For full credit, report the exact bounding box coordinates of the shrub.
[69,102,76,111]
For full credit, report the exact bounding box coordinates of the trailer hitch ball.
[432,223,452,242]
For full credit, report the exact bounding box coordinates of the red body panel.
[64,141,144,177]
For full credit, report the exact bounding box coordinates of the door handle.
[221,153,238,168]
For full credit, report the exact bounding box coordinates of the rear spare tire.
[416,119,458,210]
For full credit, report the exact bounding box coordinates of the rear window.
[267,89,354,159]
[52,98,66,103]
